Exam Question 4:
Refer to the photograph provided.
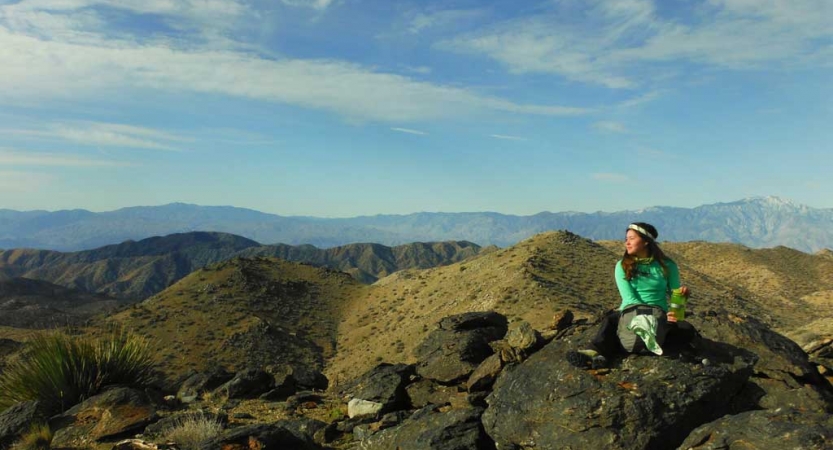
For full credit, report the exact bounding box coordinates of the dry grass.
[163,413,224,449]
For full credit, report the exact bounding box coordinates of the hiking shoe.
[566,349,599,368]
[591,355,608,369]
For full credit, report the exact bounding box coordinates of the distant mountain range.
[0,232,482,299]
[1,196,831,252]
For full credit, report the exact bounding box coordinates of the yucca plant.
[0,329,158,415]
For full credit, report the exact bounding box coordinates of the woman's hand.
[667,310,677,323]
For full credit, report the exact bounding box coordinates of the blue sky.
[0,0,830,217]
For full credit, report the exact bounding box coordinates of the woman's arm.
[614,261,640,307]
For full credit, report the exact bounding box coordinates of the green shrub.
[12,423,52,450]
[163,413,223,449]
[0,329,157,415]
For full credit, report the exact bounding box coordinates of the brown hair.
[621,222,668,280]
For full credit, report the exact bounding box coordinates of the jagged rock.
[414,312,508,384]
[467,354,503,392]
[200,418,324,450]
[551,309,574,331]
[348,398,383,419]
[0,401,43,449]
[438,311,508,332]
[405,380,458,409]
[482,335,754,450]
[505,320,541,353]
[50,387,157,449]
[358,406,494,450]
[292,366,329,391]
[342,363,414,413]
[286,391,325,412]
[679,407,833,449]
[216,367,273,399]
[177,366,234,403]
[693,310,833,413]
[259,365,297,401]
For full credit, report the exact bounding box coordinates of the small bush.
[164,413,224,449]
[12,423,52,450]
[0,329,157,415]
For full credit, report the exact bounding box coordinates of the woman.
[567,222,697,368]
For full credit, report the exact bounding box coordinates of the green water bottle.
[669,288,687,321]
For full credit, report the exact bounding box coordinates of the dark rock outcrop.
[482,309,833,450]
[0,401,43,449]
[482,333,754,449]
[177,366,234,403]
[50,387,157,449]
[216,367,274,399]
[414,312,508,384]
[342,363,414,414]
[680,407,833,449]
[358,406,494,450]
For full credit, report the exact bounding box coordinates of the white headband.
[628,224,655,240]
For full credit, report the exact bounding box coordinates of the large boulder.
[414,311,508,384]
[482,335,754,450]
[679,407,833,449]
[0,401,43,449]
[693,310,833,413]
[216,367,274,399]
[177,366,234,403]
[358,406,494,450]
[342,363,414,414]
[482,308,833,450]
[50,387,158,449]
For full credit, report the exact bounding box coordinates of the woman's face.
[625,229,650,257]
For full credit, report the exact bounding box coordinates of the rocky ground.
[2,309,830,449]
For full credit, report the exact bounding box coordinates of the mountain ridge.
[0,232,484,299]
[1,196,832,252]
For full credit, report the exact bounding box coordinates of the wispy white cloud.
[440,0,833,89]
[280,0,335,11]
[593,172,629,182]
[391,127,427,136]
[593,121,629,134]
[408,8,486,34]
[0,122,189,151]
[0,170,53,192]
[1,0,250,39]
[0,26,592,122]
[0,149,130,167]
[618,90,664,108]
[490,134,526,141]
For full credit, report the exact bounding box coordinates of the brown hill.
[0,233,482,300]
[326,231,758,382]
[100,257,362,382]
[237,240,483,283]
[0,277,121,328]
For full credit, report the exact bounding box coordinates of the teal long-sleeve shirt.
[615,258,681,311]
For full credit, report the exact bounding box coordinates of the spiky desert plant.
[0,329,157,415]
[163,413,224,449]
[12,423,52,450]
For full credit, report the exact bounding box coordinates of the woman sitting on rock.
[567,222,699,368]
